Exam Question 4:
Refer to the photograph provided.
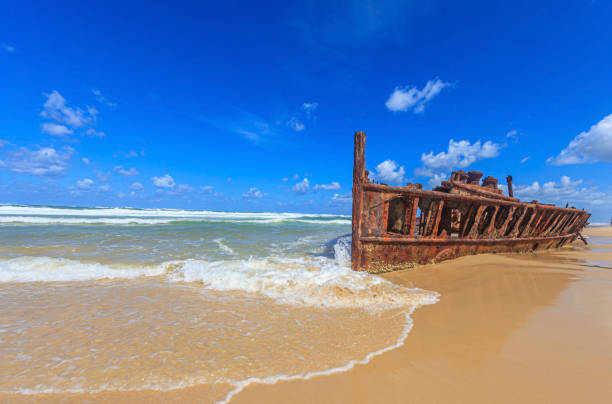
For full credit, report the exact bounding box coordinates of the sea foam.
[0,236,437,311]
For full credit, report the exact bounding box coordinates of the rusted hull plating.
[351,131,591,273]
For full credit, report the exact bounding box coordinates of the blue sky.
[1,0,611,220]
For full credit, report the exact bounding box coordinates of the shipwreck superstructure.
[351,131,591,272]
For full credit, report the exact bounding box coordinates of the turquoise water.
[0,204,438,400]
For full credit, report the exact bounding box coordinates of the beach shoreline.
[3,227,611,403]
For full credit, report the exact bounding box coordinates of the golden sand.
[3,227,612,403]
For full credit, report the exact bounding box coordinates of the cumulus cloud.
[313,181,341,191]
[0,146,73,177]
[414,139,502,187]
[0,139,9,148]
[76,178,94,189]
[99,184,110,192]
[152,174,175,189]
[113,165,139,177]
[40,90,106,139]
[41,91,91,128]
[520,156,531,164]
[130,182,144,191]
[420,140,501,171]
[243,187,266,199]
[92,89,117,107]
[511,175,612,208]
[81,157,92,166]
[506,129,518,139]
[547,113,612,165]
[369,160,406,185]
[385,78,449,113]
[292,178,310,194]
[41,122,73,137]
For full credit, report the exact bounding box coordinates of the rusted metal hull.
[351,131,591,273]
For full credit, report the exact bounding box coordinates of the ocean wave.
[0,215,350,225]
[0,239,437,310]
[0,204,348,221]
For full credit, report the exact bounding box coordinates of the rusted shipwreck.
[351,131,591,273]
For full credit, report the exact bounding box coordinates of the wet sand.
[4,227,612,403]
[233,227,612,404]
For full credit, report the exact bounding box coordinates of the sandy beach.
[232,226,612,404]
[3,226,610,404]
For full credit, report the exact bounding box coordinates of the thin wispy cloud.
[385,78,450,113]
[113,166,139,177]
[1,43,15,53]
[92,89,117,107]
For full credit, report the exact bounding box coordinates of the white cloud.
[40,90,106,139]
[414,139,502,187]
[369,160,406,185]
[506,129,518,139]
[301,102,318,114]
[84,128,106,137]
[513,176,593,205]
[420,140,501,171]
[520,156,531,164]
[82,157,92,166]
[330,192,352,204]
[1,43,15,53]
[0,146,73,177]
[76,178,94,190]
[0,139,9,148]
[287,117,305,132]
[99,184,110,192]
[95,169,110,182]
[385,78,450,113]
[547,113,612,165]
[292,178,310,194]
[314,181,341,191]
[243,187,266,199]
[41,91,91,128]
[130,182,144,191]
[92,89,117,107]
[176,184,195,193]
[113,165,139,177]
[292,173,299,180]
[152,174,175,189]
[41,123,73,137]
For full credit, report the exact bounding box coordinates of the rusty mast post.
[506,175,514,197]
[351,131,366,271]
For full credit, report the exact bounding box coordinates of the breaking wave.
[0,205,350,225]
[0,238,436,311]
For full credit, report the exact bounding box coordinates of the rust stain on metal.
[351,132,591,273]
